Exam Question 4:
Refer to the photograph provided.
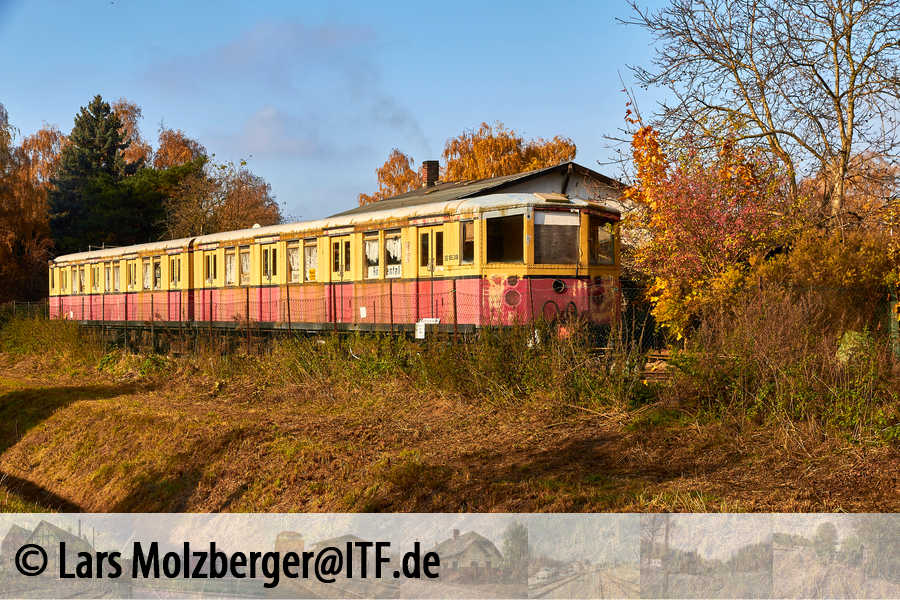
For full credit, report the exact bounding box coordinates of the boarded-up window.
[304,240,317,282]
[588,215,615,265]
[534,211,579,264]
[460,221,475,264]
[486,215,523,263]
[288,244,300,283]
[385,231,401,278]
[225,249,236,285]
[364,234,379,278]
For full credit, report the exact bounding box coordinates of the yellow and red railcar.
[48,162,622,332]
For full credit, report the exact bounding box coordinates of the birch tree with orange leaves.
[358,122,576,205]
[154,127,207,169]
[112,98,152,167]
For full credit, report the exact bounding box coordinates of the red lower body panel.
[49,276,619,328]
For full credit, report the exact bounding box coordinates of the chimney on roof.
[453,529,460,539]
[421,160,439,188]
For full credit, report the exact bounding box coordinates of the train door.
[417,226,444,318]
[260,243,278,321]
[330,235,352,322]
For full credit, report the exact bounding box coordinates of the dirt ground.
[0,353,896,513]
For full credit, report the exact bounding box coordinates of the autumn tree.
[20,125,66,189]
[163,159,281,238]
[0,104,53,300]
[626,0,900,217]
[626,122,786,335]
[112,98,152,167]
[357,149,419,205]
[442,122,576,182]
[358,122,576,205]
[154,127,207,169]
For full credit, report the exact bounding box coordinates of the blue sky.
[0,0,665,220]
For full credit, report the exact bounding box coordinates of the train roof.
[51,162,623,264]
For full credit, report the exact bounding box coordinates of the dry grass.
[0,329,896,512]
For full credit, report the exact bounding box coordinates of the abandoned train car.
[47,161,623,332]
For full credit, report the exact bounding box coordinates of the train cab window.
[460,221,475,264]
[239,247,250,285]
[385,230,401,278]
[486,215,524,263]
[364,233,379,278]
[287,243,300,283]
[152,258,162,289]
[225,249,236,286]
[534,210,579,264]
[588,215,615,265]
[303,240,317,282]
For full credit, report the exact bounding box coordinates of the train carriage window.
[141,259,151,290]
[225,249,236,286]
[486,215,524,263]
[287,243,300,283]
[153,258,162,289]
[92,265,100,291]
[303,240,317,282]
[239,247,250,285]
[435,231,444,266]
[385,230,401,278]
[588,215,615,265]
[272,248,277,276]
[331,241,340,272]
[342,241,350,273]
[419,231,429,267]
[114,263,120,291]
[78,266,85,293]
[205,254,217,284]
[169,257,179,286]
[104,263,111,292]
[534,211,579,264]
[460,221,475,264]
[60,269,67,291]
[364,233,379,278]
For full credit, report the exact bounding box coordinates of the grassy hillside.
[0,315,897,512]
